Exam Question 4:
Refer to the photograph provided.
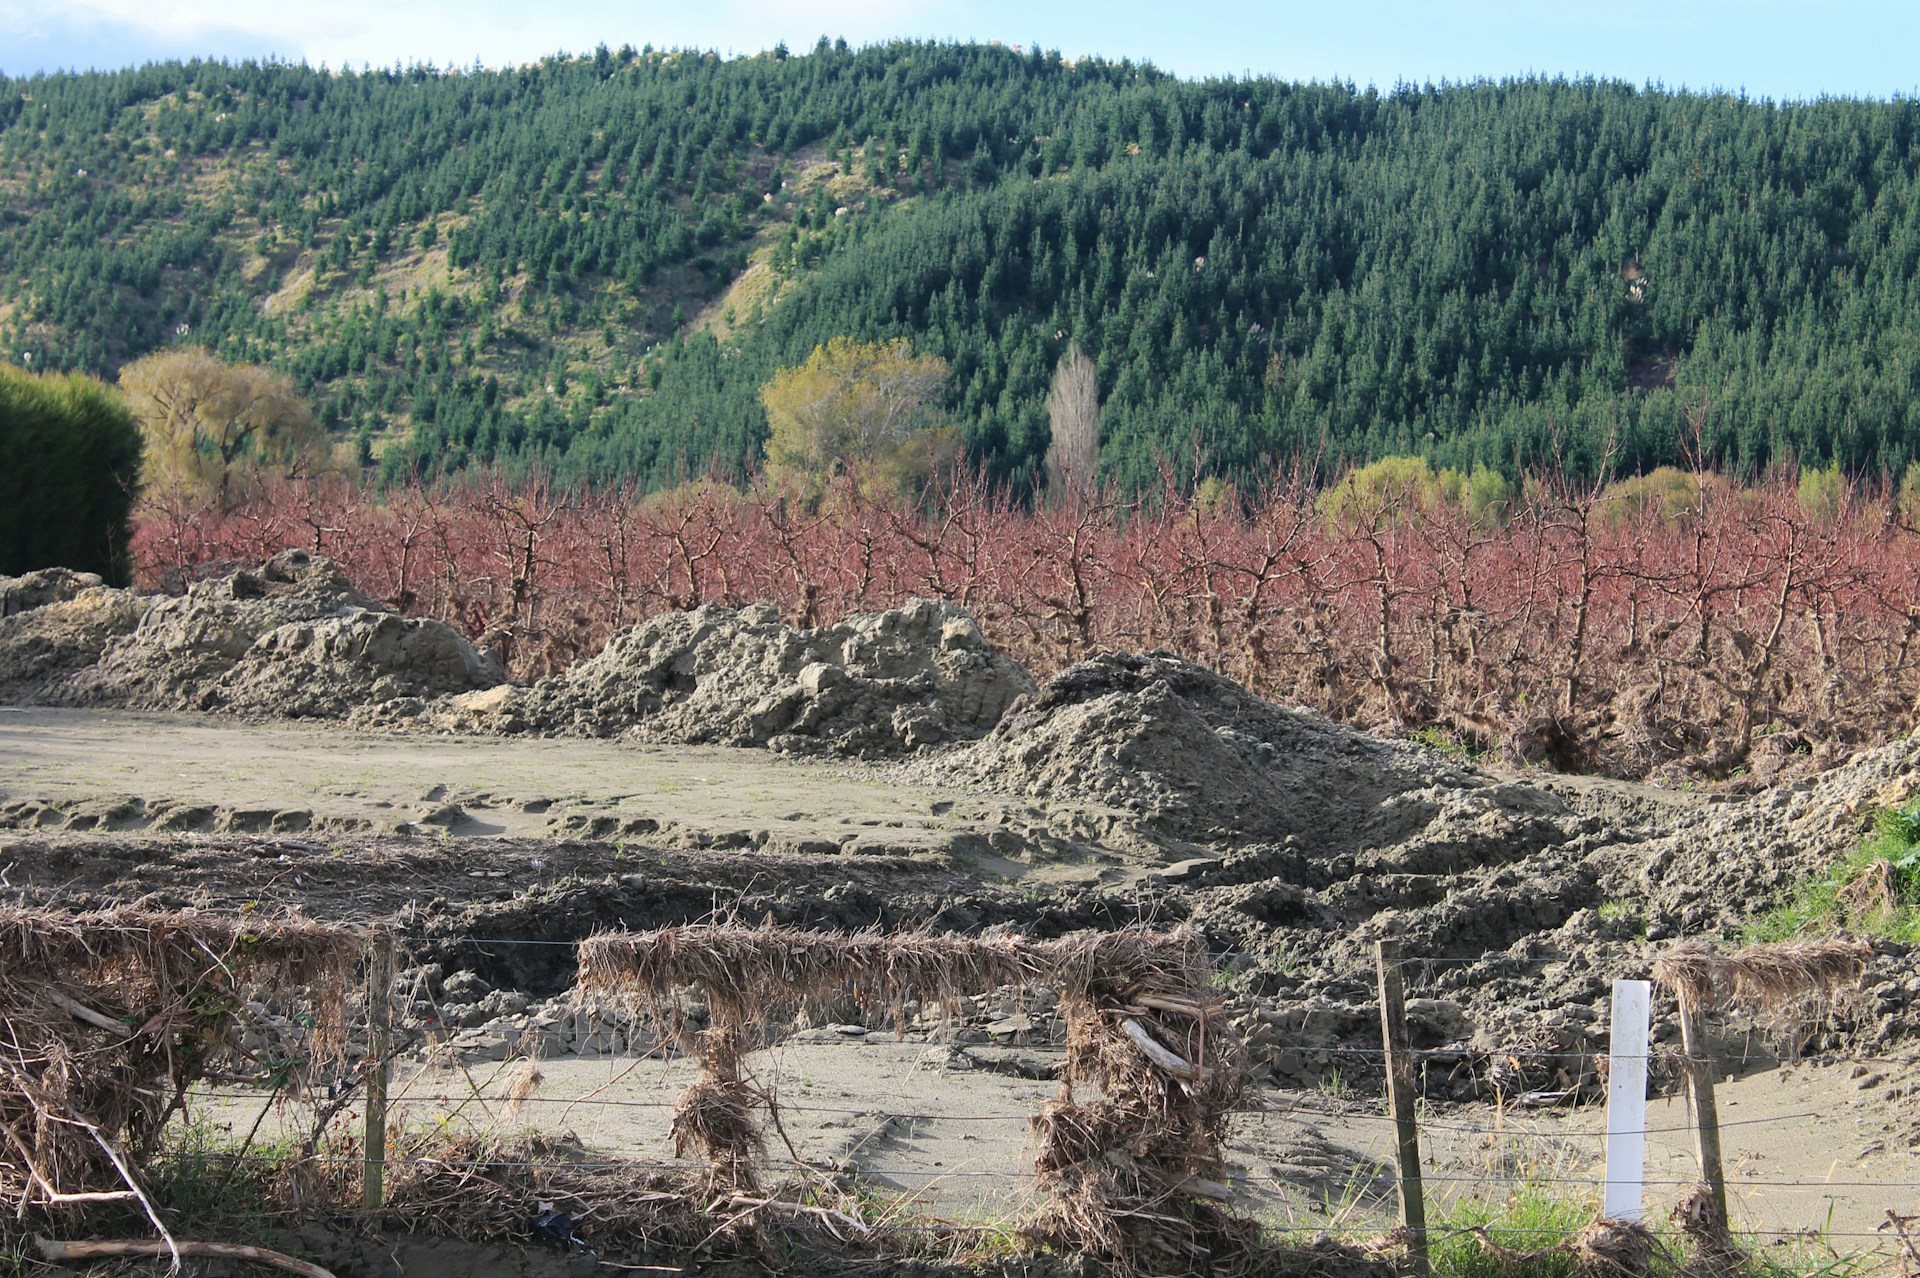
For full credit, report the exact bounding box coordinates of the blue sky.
[2,0,1915,101]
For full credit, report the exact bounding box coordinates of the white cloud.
[93,0,937,58]
[1,0,958,75]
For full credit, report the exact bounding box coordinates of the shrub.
[1316,455,1444,528]
[118,347,329,511]
[1796,461,1849,521]
[1598,466,1702,526]
[760,337,956,505]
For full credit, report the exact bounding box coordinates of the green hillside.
[5,41,1920,491]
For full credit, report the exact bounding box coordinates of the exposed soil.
[5,556,1920,1272]
[1,556,1032,758]
[499,596,1034,756]
[0,551,502,714]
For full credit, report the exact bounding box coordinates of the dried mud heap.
[929,650,1535,849]
[500,597,1034,755]
[0,551,503,715]
[0,559,1034,758]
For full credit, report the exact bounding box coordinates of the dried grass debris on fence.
[1469,1215,1664,1278]
[580,922,1260,1276]
[1668,1181,1746,1277]
[379,1131,718,1255]
[0,907,360,1220]
[1653,938,1871,1016]
[1025,929,1256,1277]
[669,1026,766,1190]
[1571,1217,1663,1278]
[577,922,1040,1025]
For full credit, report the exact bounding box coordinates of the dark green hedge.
[0,364,143,584]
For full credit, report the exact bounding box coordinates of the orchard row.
[135,466,1920,782]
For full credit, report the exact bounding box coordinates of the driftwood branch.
[1129,994,1217,1018]
[1120,1017,1210,1082]
[43,990,129,1037]
[1179,1175,1234,1201]
[714,1197,879,1235]
[80,1121,181,1274]
[35,1237,337,1278]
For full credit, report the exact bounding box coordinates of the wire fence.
[143,925,1919,1264]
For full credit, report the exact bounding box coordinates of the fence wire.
[119,926,1920,1264]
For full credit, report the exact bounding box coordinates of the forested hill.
[5,41,1920,491]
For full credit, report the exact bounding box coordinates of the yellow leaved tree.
[118,348,331,510]
[1316,455,1514,529]
[760,337,957,503]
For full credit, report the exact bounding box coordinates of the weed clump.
[1747,799,1920,943]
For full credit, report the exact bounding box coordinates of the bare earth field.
[7,557,1920,1275]
[7,708,1920,1267]
[0,706,1040,859]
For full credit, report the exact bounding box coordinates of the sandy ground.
[0,707,1065,864]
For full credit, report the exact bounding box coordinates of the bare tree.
[1045,343,1100,503]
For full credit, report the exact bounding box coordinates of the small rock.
[1153,856,1223,883]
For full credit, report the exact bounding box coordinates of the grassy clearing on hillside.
[1747,800,1920,944]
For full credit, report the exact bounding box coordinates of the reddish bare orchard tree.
[129,464,1920,783]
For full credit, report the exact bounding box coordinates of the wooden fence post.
[1674,995,1728,1227]
[362,932,395,1213]
[1376,940,1429,1276]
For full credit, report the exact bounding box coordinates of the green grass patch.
[148,1121,290,1231]
[1407,725,1488,762]
[1423,1190,1877,1278]
[1428,1189,1597,1278]
[1745,799,1920,944]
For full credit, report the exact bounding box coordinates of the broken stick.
[1120,1017,1211,1082]
[35,1238,336,1278]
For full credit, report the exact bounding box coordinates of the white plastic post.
[1603,978,1651,1221]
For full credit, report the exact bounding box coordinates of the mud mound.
[4,561,1028,756]
[931,651,1553,851]
[506,598,1033,756]
[1,566,109,616]
[36,550,503,716]
[0,572,146,699]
